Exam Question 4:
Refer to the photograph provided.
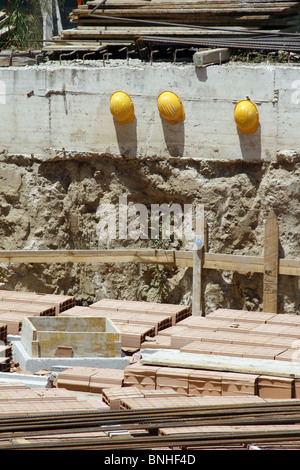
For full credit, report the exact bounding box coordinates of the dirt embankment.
[0,152,299,314]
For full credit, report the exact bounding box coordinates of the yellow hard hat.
[109,91,134,124]
[234,99,259,134]
[157,91,185,125]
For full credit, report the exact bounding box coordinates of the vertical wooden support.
[263,209,279,313]
[192,205,205,316]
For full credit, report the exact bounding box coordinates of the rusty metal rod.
[1,410,300,441]
[1,401,300,432]
[135,35,300,52]
[2,427,300,450]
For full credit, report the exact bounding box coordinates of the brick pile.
[0,382,108,417]
[119,394,265,410]
[0,324,11,372]
[55,366,125,393]
[0,290,75,334]
[141,308,300,362]
[54,306,300,402]
[0,290,75,314]
[0,345,12,372]
[102,385,187,410]
[61,300,190,349]
[122,363,300,400]
[89,299,191,325]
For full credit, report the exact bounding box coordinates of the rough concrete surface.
[0,60,299,162]
[0,60,299,315]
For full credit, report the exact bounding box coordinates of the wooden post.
[263,209,279,313]
[192,205,205,316]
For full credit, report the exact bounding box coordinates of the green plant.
[3,0,43,50]
[145,202,176,301]
[145,263,171,301]
[5,0,29,49]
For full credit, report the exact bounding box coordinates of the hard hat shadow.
[237,122,262,162]
[160,115,185,158]
[113,116,137,158]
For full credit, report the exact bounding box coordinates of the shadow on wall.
[195,67,208,83]
[113,117,137,158]
[237,123,262,162]
[160,116,185,157]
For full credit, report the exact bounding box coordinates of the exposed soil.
[0,150,299,314]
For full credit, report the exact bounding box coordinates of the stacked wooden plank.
[69,0,300,28]
[0,290,75,335]
[45,1,300,53]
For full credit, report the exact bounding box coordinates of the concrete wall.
[0,60,299,162]
[21,316,122,358]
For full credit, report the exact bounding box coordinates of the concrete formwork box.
[21,316,122,358]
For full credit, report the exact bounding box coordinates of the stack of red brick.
[61,299,191,349]
[0,324,11,372]
[102,385,188,410]
[53,360,300,405]
[122,363,299,400]
[119,394,266,411]
[90,299,191,324]
[55,366,125,393]
[0,381,108,417]
[141,308,300,362]
[0,290,75,335]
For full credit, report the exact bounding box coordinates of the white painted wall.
[0,60,299,162]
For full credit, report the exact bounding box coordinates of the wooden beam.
[0,249,175,265]
[263,209,279,313]
[0,247,298,276]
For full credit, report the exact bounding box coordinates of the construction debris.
[42,1,300,58]
[0,289,299,449]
